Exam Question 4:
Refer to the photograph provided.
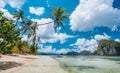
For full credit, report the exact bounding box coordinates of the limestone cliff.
[96,40,120,56]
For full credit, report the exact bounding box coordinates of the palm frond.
[52,7,69,30]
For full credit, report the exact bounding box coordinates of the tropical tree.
[21,20,40,47]
[0,7,69,53]
[26,22,36,45]
[13,9,24,24]
[10,7,69,34]
[51,7,69,29]
[22,19,33,34]
[0,11,20,54]
[9,6,69,48]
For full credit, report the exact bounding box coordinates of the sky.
[0,0,120,54]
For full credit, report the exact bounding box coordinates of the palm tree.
[10,7,69,34]
[13,9,24,24]
[51,7,69,29]
[9,7,69,47]
[27,22,37,45]
[22,19,33,34]
[2,7,69,54]
[27,22,41,46]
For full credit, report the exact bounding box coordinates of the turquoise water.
[55,56,120,73]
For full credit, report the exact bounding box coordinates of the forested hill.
[95,40,120,56]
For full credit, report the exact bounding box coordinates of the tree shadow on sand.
[0,62,22,71]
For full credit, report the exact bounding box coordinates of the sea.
[53,56,120,73]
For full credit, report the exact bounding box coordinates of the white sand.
[0,54,39,64]
[0,54,39,73]
[0,55,68,73]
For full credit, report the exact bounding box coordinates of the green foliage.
[96,39,120,56]
[0,7,69,55]
[0,10,38,55]
[29,45,38,55]
[51,7,69,29]
[0,11,19,54]
[13,9,40,48]
[12,46,20,54]
[12,41,38,54]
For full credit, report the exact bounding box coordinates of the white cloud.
[29,7,45,16]
[54,33,74,44]
[0,0,25,8]
[94,33,111,41]
[71,38,98,52]
[70,33,111,52]
[32,18,74,44]
[38,46,56,53]
[56,48,70,54]
[70,0,120,31]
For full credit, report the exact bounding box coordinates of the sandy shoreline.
[0,54,40,73]
[0,55,68,73]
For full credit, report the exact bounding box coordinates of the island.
[94,39,120,56]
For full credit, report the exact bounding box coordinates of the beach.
[0,55,68,73]
[1,55,120,73]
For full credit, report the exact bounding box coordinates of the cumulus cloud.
[0,0,25,8]
[94,33,111,41]
[54,33,74,44]
[38,33,120,53]
[29,7,45,16]
[70,0,120,31]
[71,38,98,52]
[56,48,70,54]
[70,33,111,52]
[32,18,74,44]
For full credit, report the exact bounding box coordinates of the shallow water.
[55,56,120,73]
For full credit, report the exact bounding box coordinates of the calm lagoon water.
[54,56,120,73]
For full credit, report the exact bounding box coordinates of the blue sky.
[0,0,120,54]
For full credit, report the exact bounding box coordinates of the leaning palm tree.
[8,6,69,52]
[10,7,69,34]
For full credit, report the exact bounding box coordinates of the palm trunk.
[9,21,54,35]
